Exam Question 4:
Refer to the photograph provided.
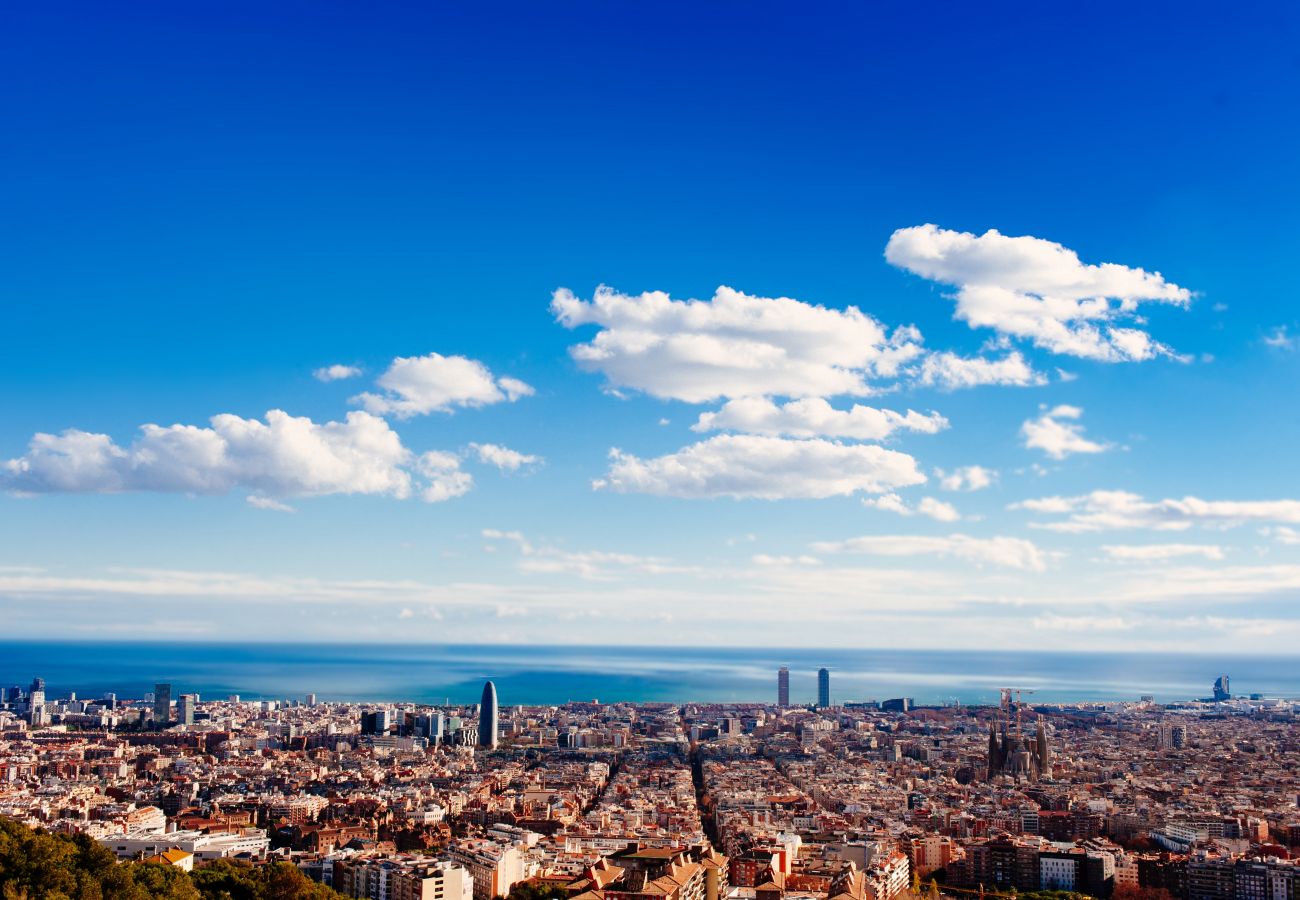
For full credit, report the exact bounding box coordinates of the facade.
[177,694,197,726]
[153,683,172,726]
[479,681,498,749]
[778,667,790,707]
[817,668,830,708]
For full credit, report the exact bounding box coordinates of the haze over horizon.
[3,3,1300,653]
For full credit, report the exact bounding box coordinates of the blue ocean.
[0,643,1296,706]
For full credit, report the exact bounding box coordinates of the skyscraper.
[777,667,790,707]
[817,668,830,708]
[178,693,197,726]
[154,683,172,726]
[1213,675,1230,702]
[479,680,498,749]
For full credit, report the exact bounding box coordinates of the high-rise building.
[817,668,830,708]
[1159,723,1187,749]
[479,681,498,749]
[777,667,790,707]
[361,709,393,735]
[304,693,317,707]
[153,683,172,726]
[178,693,197,725]
[28,676,45,710]
[1212,675,1230,702]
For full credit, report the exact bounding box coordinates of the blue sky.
[2,2,1300,649]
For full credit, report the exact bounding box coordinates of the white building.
[99,828,270,861]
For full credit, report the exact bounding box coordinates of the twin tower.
[778,666,831,707]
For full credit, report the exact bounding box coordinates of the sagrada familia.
[987,719,1052,781]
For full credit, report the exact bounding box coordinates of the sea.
[0,643,1296,707]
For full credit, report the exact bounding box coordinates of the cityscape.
[2,668,1298,900]
[3,2,1300,899]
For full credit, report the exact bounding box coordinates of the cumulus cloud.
[885,224,1191,361]
[812,533,1048,571]
[863,493,960,522]
[918,350,1047,389]
[469,443,542,471]
[417,451,474,503]
[1020,404,1110,459]
[354,352,533,418]
[1101,543,1225,562]
[313,364,363,382]
[692,397,947,441]
[1,410,422,500]
[1014,490,1300,532]
[552,285,923,403]
[0,410,487,505]
[936,465,996,492]
[594,434,925,500]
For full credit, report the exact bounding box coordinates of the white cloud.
[552,285,923,402]
[594,434,925,499]
[1033,613,1135,632]
[752,554,821,566]
[936,465,996,492]
[917,350,1047,389]
[863,493,960,522]
[246,495,295,513]
[1101,543,1225,562]
[812,533,1048,571]
[469,442,542,471]
[1014,489,1300,532]
[481,528,692,580]
[1,410,429,501]
[417,451,473,503]
[692,397,947,440]
[885,224,1191,361]
[1268,526,1300,545]
[1020,404,1110,459]
[313,364,363,382]
[1263,325,1295,350]
[354,352,533,418]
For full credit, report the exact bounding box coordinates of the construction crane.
[998,687,1037,734]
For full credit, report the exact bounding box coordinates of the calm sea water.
[0,643,1296,707]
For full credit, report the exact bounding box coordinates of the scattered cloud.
[1263,325,1296,350]
[594,435,925,500]
[885,224,1191,361]
[482,528,693,580]
[812,533,1048,571]
[313,364,363,382]
[693,397,947,440]
[936,465,996,492]
[552,285,923,402]
[355,352,533,418]
[469,442,542,471]
[1020,404,1110,459]
[917,350,1047,389]
[1101,543,1225,562]
[1015,490,1300,532]
[1266,526,1300,545]
[752,554,821,566]
[864,493,960,522]
[246,495,295,513]
[417,451,473,503]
